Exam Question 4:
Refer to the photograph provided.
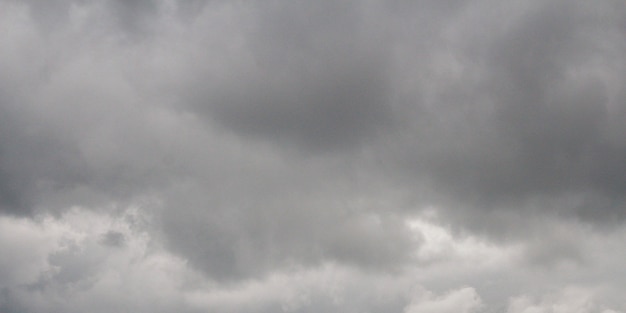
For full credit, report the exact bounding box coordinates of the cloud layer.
[0,0,625,311]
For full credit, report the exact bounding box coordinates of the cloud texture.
[1,0,625,311]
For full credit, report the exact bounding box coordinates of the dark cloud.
[106,0,159,34]
[100,230,125,247]
[382,0,626,229]
[1,0,626,311]
[159,177,416,281]
[184,1,395,153]
[0,102,88,216]
[16,0,161,37]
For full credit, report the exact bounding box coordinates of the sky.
[0,0,625,312]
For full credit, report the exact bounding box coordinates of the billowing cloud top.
[1,0,625,312]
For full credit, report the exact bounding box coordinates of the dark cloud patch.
[204,62,392,153]
[159,180,415,281]
[185,1,395,153]
[174,0,211,20]
[100,230,126,247]
[21,0,73,32]
[0,95,160,216]
[14,0,161,39]
[386,0,626,227]
[105,0,159,37]
[0,288,24,313]
[0,103,88,216]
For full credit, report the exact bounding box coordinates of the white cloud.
[407,214,522,266]
[507,287,622,313]
[0,206,197,313]
[405,287,482,313]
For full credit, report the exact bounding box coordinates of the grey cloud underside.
[388,1,626,224]
[0,0,625,292]
[186,1,395,152]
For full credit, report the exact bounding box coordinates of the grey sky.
[1,0,625,312]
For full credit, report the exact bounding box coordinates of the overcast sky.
[1,0,625,312]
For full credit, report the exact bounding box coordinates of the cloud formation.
[0,0,625,311]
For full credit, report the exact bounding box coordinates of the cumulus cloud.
[0,208,507,313]
[507,287,622,313]
[0,0,625,311]
[405,287,482,313]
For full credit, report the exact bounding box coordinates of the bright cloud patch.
[507,287,622,313]
[0,207,497,312]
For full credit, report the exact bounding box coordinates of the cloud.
[389,0,626,225]
[1,205,625,312]
[178,1,396,153]
[0,0,625,311]
[405,287,482,313]
[507,287,622,313]
[0,207,197,313]
[0,208,494,313]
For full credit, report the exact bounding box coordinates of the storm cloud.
[1,0,626,312]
